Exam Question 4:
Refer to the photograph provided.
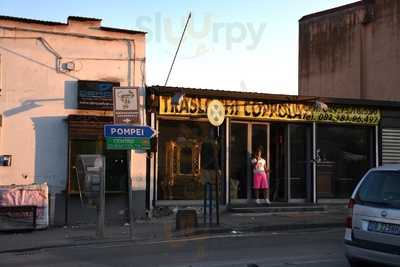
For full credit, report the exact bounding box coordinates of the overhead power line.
[164,12,192,86]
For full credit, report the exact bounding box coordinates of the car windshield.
[356,170,400,208]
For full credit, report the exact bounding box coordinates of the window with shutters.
[382,129,400,165]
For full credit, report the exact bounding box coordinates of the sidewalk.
[0,205,346,254]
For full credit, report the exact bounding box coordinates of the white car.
[345,165,400,266]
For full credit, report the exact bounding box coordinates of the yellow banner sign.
[159,96,380,125]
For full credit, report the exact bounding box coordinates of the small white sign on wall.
[113,87,139,124]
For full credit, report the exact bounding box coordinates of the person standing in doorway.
[251,147,270,205]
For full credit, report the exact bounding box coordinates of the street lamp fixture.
[314,100,329,111]
[172,91,185,106]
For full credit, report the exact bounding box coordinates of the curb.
[0,222,344,254]
[178,222,344,237]
[0,238,142,255]
[236,222,344,233]
[227,207,326,214]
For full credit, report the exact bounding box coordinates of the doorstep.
[227,202,326,213]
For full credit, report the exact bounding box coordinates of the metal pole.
[312,122,317,204]
[65,135,71,226]
[126,37,135,239]
[287,125,291,202]
[203,183,207,225]
[215,126,220,225]
[96,156,106,238]
[128,150,135,239]
[225,118,230,205]
[375,125,379,167]
[74,167,84,207]
[149,112,156,209]
[209,183,213,226]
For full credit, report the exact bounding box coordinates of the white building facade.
[0,15,146,224]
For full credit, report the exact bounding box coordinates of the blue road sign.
[104,124,156,138]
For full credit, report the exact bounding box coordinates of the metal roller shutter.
[382,128,400,164]
[67,115,113,140]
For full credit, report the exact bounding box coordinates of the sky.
[1,0,356,95]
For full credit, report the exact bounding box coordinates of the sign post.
[207,100,225,226]
[127,150,134,240]
[104,124,156,239]
[112,86,140,239]
[97,156,105,238]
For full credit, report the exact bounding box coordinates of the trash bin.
[176,209,198,231]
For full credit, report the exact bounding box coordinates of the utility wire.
[164,12,192,86]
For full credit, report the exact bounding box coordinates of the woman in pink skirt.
[251,147,270,205]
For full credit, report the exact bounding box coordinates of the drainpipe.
[312,122,317,204]
[126,40,133,87]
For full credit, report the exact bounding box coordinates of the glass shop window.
[316,125,374,198]
[180,147,193,174]
[157,120,221,200]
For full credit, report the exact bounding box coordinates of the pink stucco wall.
[0,16,146,193]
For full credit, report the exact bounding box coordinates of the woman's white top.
[251,158,266,173]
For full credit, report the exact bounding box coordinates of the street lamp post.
[214,126,220,225]
[207,100,225,226]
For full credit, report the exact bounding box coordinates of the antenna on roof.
[164,12,192,86]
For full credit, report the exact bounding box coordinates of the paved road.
[0,228,349,267]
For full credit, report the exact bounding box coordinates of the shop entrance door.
[288,124,313,202]
[270,124,288,201]
[68,140,129,224]
[229,122,269,202]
